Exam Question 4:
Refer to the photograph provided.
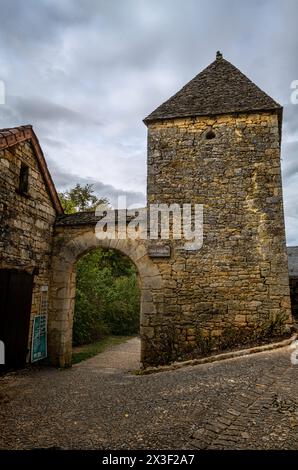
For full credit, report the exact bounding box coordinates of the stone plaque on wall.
[148,244,171,258]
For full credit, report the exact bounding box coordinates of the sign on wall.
[31,315,47,362]
[31,286,48,362]
[148,243,171,258]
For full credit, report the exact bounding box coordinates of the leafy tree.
[99,249,135,277]
[73,250,110,345]
[102,274,140,335]
[59,183,109,214]
[58,192,76,214]
[73,249,140,346]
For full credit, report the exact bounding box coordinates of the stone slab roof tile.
[55,211,101,226]
[55,210,142,227]
[144,52,281,124]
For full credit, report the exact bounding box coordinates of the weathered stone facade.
[48,222,162,367]
[143,112,293,364]
[0,53,295,369]
[49,109,294,368]
[0,126,62,364]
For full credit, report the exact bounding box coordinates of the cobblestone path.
[0,338,297,449]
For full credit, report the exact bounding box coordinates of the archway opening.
[49,233,162,368]
[71,247,141,367]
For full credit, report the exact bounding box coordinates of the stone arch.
[48,229,162,368]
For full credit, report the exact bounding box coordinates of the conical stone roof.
[144,52,281,124]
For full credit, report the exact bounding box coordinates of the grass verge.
[72,335,133,365]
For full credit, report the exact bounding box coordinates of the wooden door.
[0,269,33,370]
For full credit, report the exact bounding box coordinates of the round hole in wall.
[205,130,216,140]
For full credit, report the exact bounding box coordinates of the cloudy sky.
[0,0,297,244]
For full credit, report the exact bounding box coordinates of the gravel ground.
[0,337,297,450]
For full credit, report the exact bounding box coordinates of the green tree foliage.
[103,275,140,335]
[58,192,76,214]
[59,183,109,214]
[73,250,110,346]
[99,249,133,277]
[73,248,140,346]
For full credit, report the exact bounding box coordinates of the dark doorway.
[0,269,33,370]
[289,276,298,320]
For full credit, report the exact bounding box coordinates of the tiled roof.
[0,125,63,214]
[55,211,102,226]
[144,52,281,124]
[56,209,143,227]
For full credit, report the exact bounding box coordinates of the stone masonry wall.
[145,111,293,364]
[0,141,56,362]
[49,224,163,368]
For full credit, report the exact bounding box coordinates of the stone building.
[140,51,294,363]
[0,53,295,370]
[0,125,63,368]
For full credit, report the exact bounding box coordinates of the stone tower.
[143,52,293,364]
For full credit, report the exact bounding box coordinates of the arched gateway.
[48,52,294,368]
[1,53,293,370]
[48,212,163,368]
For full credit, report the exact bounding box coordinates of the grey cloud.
[282,140,298,180]
[0,96,101,128]
[283,105,298,136]
[47,156,146,208]
[41,137,68,149]
[0,0,297,242]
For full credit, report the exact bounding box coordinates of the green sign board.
[31,315,47,362]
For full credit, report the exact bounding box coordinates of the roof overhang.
[0,125,63,215]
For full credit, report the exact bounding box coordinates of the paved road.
[0,337,297,450]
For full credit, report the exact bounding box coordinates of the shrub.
[102,274,140,335]
[73,248,140,346]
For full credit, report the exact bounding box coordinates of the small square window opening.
[19,163,29,194]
